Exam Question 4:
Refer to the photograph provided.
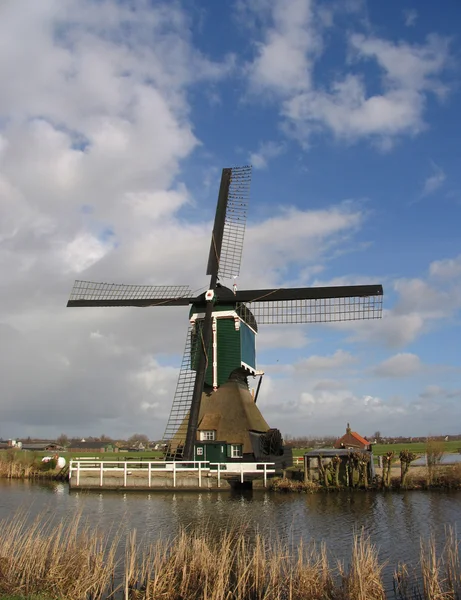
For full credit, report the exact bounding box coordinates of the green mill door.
[194,442,227,463]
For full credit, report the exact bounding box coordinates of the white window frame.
[231,444,242,458]
[200,430,215,441]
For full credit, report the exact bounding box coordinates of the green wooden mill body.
[190,302,257,388]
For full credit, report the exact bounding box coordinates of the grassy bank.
[1,511,461,600]
[0,451,58,479]
[274,461,461,492]
[292,440,461,458]
[0,450,163,480]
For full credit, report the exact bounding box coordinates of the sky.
[0,0,460,441]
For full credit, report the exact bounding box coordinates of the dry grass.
[0,451,37,479]
[0,510,119,600]
[270,476,321,493]
[338,531,386,600]
[1,511,461,600]
[0,450,56,479]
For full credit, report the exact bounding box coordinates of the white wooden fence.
[69,459,275,488]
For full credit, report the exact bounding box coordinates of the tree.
[373,431,382,443]
[56,433,69,447]
[128,434,149,446]
[382,451,395,489]
[426,438,445,485]
[399,450,417,488]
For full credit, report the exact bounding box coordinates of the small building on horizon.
[334,423,371,451]
[67,441,116,453]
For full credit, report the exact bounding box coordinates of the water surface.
[1,480,460,596]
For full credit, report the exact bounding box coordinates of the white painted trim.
[241,361,256,374]
[190,310,237,321]
[190,311,258,334]
[212,317,218,389]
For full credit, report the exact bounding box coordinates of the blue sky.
[0,0,460,440]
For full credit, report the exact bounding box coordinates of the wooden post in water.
[304,457,310,483]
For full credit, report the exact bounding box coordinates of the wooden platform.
[69,459,275,491]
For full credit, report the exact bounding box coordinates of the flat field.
[291,440,461,458]
[16,449,165,461]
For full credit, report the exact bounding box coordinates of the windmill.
[67,166,383,464]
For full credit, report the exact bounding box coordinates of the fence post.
[100,462,104,486]
[124,462,127,487]
[198,462,202,488]
[217,463,221,488]
[77,461,80,487]
[240,462,244,484]
[148,462,152,488]
[263,463,267,488]
[173,461,176,488]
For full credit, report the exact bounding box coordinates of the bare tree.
[128,434,149,446]
[373,431,382,443]
[399,450,417,488]
[426,438,445,485]
[56,433,69,447]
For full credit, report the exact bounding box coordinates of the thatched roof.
[198,413,221,430]
[169,378,271,455]
[197,379,270,454]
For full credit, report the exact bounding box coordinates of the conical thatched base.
[166,374,270,457]
[197,379,270,454]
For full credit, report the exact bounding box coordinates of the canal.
[1,479,461,597]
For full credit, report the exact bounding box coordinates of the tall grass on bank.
[0,451,38,479]
[0,450,57,479]
[0,511,119,600]
[0,511,461,600]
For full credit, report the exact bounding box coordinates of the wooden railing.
[69,460,275,488]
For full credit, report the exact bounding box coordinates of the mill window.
[231,444,242,458]
[200,430,215,441]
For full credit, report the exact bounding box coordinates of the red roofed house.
[334,423,371,451]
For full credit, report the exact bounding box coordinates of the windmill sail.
[231,284,383,324]
[238,295,382,324]
[218,165,251,279]
[162,322,203,459]
[67,281,193,307]
[206,166,251,280]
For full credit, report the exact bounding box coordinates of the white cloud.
[338,256,461,348]
[295,349,357,372]
[0,0,236,439]
[246,0,321,96]
[429,255,461,280]
[422,162,446,196]
[403,9,418,27]
[373,353,422,377]
[249,141,285,169]
[244,0,451,146]
[242,202,364,287]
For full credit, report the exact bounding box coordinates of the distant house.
[0,440,10,450]
[21,443,62,452]
[67,441,115,453]
[334,423,371,451]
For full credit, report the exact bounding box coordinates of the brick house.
[334,423,370,451]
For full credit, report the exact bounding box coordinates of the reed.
[270,476,320,493]
[0,510,119,600]
[0,451,37,479]
[338,531,385,600]
[1,510,461,600]
[0,451,57,480]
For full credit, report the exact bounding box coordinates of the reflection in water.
[1,480,461,595]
